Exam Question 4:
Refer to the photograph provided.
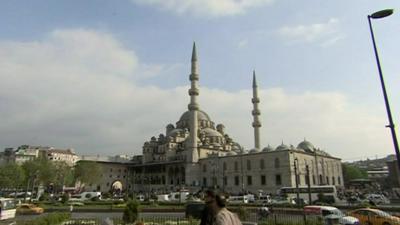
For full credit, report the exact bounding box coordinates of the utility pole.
[306,165,311,204]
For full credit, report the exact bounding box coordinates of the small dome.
[262,145,274,152]
[276,143,289,151]
[226,151,238,156]
[249,148,260,153]
[297,139,315,152]
[167,128,184,137]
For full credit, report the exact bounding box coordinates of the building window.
[247,160,251,170]
[305,175,309,185]
[223,176,227,186]
[319,175,323,184]
[326,176,329,185]
[261,175,266,185]
[276,174,282,185]
[247,176,252,185]
[110,168,113,172]
[234,176,239,186]
[338,176,341,185]
[203,177,207,187]
[312,175,316,185]
[234,161,238,171]
[203,164,207,172]
[109,175,112,178]
[274,158,280,168]
[260,159,265,169]
[223,162,227,171]
[332,176,335,185]
[106,182,110,186]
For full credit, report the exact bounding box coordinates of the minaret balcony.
[252,109,261,115]
[189,74,199,81]
[252,98,260,103]
[252,121,261,127]
[188,88,199,96]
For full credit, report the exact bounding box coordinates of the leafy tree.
[123,200,139,224]
[342,163,368,185]
[0,163,25,189]
[74,161,102,190]
[22,158,56,187]
[53,161,74,192]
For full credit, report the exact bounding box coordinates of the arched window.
[203,164,207,172]
[319,174,323,184]
[223,162,227,171]
[234,161,238,171]
[332,176,335,185]
[274,158,280,168]
[260,159,265,169]
[247,160,251,170]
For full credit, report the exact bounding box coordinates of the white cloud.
[277,18,345,45]
[0,29,392,160]
[132,0,274,17]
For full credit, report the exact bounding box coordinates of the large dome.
[202,128,223,137]
[179,110,211,123]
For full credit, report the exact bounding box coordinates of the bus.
[0,198,16,221]
[279,185,338,204]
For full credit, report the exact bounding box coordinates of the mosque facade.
[86,44,343,194]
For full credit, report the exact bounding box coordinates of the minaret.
[252,70,261,149]
[188,43,199,162]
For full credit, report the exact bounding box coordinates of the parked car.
[304,205,359,225]
[348,208,400,225]
[365,194,390,205]
[17,204,44,215]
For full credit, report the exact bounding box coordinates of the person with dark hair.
[203,190,242,225]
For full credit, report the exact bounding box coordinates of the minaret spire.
[252,70,261,149]
[188,42,199,162]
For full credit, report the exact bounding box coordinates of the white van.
[304,205,359,225]
[228,195,249,204]
[256,195,271,204]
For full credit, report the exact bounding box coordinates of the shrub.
[60,193,69,204]
[16,212,70,225]
[123,200,140,224]
[39,192,50,202]
[236,206,249,221]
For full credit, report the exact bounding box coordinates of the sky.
[0,0,399,161]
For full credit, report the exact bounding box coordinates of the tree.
[0,163,25,190]
[74,161,102,190]
[22,158,56,188]
[342,163,368,185]
[122,200,139,224]
[53,161,74,192]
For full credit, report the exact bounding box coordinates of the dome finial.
[191,42,197,62]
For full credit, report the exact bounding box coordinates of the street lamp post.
[367,9,400,171]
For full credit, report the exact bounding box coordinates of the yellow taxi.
[348,208,400,225]
[16,203,44,215]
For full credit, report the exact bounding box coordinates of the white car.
[304,205,359,225]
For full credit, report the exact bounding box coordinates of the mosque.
[85,44,343,194]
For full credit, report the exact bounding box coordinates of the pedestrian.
[204,190,242,225]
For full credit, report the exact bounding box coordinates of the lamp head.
[370,9,394,19]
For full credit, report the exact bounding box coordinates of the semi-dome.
[276,143,289,151]
[202,128,223,137]
[226,151,238,156]
[297,140,315,152]
[167,128,185,137]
